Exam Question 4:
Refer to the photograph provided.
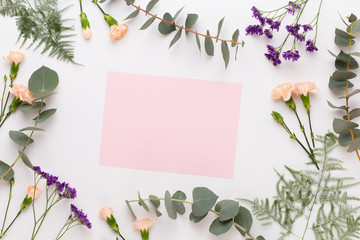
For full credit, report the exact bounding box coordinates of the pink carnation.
[109,24,128,41]
[293,81,319,96]
[9,84,34,105]
[271,82,295,101]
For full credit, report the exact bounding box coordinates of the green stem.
[1,210,22,237]
[0,112,11,128]
[293,110,313,154]
[92,0,106,15]
[0,75,7,118]
[127,198,256,240]
[307,110,315,148]
[55,220,72,240]
[79,0,83,12]
[1,182,13,233]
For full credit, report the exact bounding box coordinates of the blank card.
[99,72,242,178]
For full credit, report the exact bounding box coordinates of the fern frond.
[0,0,76,63]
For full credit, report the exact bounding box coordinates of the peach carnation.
[99,206,113,219]
[3,51,25,65]
[82,28,93,40]
[9,84,34,105]
[133,218,153,231]
[109,24,128,41]
[271,82,295,101]
[293,81,319,96]
[27,185,41,199]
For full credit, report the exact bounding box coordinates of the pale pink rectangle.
[99,72,242,178]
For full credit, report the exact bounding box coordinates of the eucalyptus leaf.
[328,49,337,57]
[335,35,355,47]
[221,41,230,69]
[124,8,140,20]
[329,76,353,91]
[28,66,59,94]
[339,89,360,99]
[173,6,184,22]
[149,195,160,208]
[348,108,360,120]
[0,161,14,181]
[353,19,360,33]
[216,17,225,43]
[327,100,348,110]
[347,138,360,152]
[172,191,186,215]
[18,150,33,169]
[34,109,57,123]
[234,206,253,236]
[164,190,177,219]
[333,118,359,134]
[195,31,201,54]
[19,102,46,113]
[140,15,157,30]
[209,218,233,236]
[20,127,45,132]
[9,131,34,146]
[349,14,357,23]
[145,0,159,13]
[335,51,359,70]
[138,192,150,212]
[235,45,239,60]
[125,0,135,6]
[189,212,207,223]
[338,129,360,147]
[256,236,266,240]
[125,200,137,219]
[158,13,176,34]
[351,52,360,57]
[215,200,239,221]
[192,187,218,217]
[33,92,57,101]
[204,30,214,56]
[169,28,182,48]
[185,14,198,35]
[335,28,355,39]
[332,70,357,82]
[232,29,240,47]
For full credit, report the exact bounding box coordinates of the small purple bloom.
[70,204,92,229]
[245,25,263,36]
[305,40,318,52]
[286,1,301,15]
[265,45,282,66]
[302,25,313,33]
[282,50,300,61]
[286,24,305,42]
[264,29,273,39]
[270,21,281,31]
[251,6,266,26]
[59,183,77,199]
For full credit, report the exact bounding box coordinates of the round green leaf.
[234,206,253,237]
[185,14,198,34]
[189,212,207,223]
[28,66,59,94]
[149,195,160,209]
[172,190,186,215]
[19,102,46,113]
[333,118,359,134]
[18,150,33,169]
[348,138,360,152]
[9,131,34,147]
[339,129,360,147]
[34,109,57,123]
[0,160,14,181]
[215,200,240,221]
[165,190,177,219]
[332,70,357,82]
[209,218,233,236]
[192,187,218,217]
[158,13,176,34]
[256,236,266,240]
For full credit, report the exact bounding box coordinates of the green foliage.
[243,133,360,240]
[329,14,360,153]
[0,0,75,63]
[0,160,14,181]
[126,187,262,239]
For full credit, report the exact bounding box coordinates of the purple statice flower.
[270,21,281,31]
[282,50,300,61]
[265,45,281,66]
[285,1,301,15]
[305,40,318,52]
[286,24,305,42]
[59,183,77,199]
[34,166,59,186]
[302,25,313,33]
[245,25,263,36]
[264,29,273,39]
[70,204,92,229]
[251,6,266,26]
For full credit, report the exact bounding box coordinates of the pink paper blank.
[99,72,242,178]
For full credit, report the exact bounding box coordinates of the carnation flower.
[27,185,41,199]
[109,24,128,41]
[293,82,319,96]
[99,206,113,219]
[9,84,34,105]
[82,28,92,40]
[271,82,295,101]
[3,51,25,65]
[133,218,153,240]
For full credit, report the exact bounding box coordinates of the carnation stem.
[0,181,13,234]
[92,0,107,15]
[307,110,315,148]
[0,75,7,118]
[79,0,83,12]
[126,1,243,46]
[127,198,257,240]
[1,210,22,237]
[293,110,313,154]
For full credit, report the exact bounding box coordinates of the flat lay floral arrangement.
[1,0,360,239]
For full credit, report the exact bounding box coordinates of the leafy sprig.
[0,0,76,63]
[126,187,265,240]
[97,0,244,68]
[328,13,360,161]
[241,133,360,240]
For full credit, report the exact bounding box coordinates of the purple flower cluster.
[285,1,301,15]
[70,204,92,229]
[305,40,318,52]
[286,24,305,42]
[282,50,300,61]
[246,7,281,39]
[265,45,281,66]
[33,166,77,199]
[302,25,313,33]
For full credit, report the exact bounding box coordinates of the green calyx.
[104,14,118,27]
[271,111,284,124]
[106,214,120,233]
[10,62,20,81]
[9,97,21,112]
[20,196,32,211]
[80,12,90,30]
[285,97,296,111]
[140,229,149,240]
[300,94,311,111]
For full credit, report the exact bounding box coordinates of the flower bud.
[133,218,153,240]
[20,185,41,211]
[80,12,92,40]
[99,206,120,233]
[3,51,25,80]
[271,111,284,124]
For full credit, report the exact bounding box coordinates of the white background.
[1,0,360,239]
